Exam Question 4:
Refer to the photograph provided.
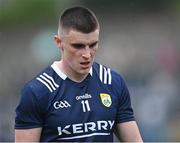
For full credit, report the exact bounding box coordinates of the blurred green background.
[0,0,180,141]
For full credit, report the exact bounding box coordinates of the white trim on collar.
[51,61,93,80]
[89,66,93,76]
[51,61,67,80]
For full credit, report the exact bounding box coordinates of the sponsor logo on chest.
[57,120,114,136]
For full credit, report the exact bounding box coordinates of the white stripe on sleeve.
[36,77,53,92]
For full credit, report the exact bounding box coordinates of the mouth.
[80,61,91,68]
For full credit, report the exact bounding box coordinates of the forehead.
[64,29,99,44]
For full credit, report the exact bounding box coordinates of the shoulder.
[22,66,60,100]
[92,62,129,97]
[92,62,125,85]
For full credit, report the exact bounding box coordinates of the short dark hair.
[59,6,99,34]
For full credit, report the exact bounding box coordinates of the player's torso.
[40,68,119,142]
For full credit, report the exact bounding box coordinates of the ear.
[54,35,62,48]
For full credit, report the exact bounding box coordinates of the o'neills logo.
[76,93,92,100]
[57,120,114,140]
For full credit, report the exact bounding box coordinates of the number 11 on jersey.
[81,100,91,112]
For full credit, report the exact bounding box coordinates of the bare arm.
[15,128,42,142]
[114,121,143,142]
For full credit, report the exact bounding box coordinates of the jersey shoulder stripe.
[36,72,59,93]
[94,63,112,85]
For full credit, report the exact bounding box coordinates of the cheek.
[91,48,98,56]
[65,48,80,60]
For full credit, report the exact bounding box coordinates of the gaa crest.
[100,93,112,107]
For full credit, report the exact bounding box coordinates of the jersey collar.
[51,61,93,80]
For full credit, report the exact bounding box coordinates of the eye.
[71,43,85,49]
[89,42,98,48]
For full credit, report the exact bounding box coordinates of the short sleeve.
[15,85,45,129]
[115,78,135,123]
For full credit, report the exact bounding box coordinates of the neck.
[57,60,88,82]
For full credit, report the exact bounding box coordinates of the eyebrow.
[89,41,98,46]
[70,41,98,49]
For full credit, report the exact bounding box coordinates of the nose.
[82,46,91,59]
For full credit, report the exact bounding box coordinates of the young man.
[15,6,143,142]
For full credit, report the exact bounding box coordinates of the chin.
[79,69,89,75]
